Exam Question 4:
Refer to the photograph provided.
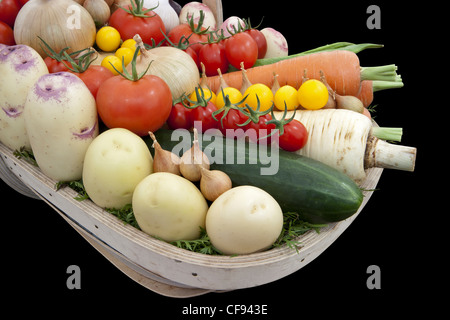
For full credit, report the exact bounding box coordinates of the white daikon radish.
[0,45,48,151]
[24,72,98,181]
[273,109,416,182]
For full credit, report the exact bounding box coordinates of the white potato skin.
[82,128,153,209]
[132,172,208,242]
[206,186,284,255]
[0,45,48,150]
[24,72,98,181]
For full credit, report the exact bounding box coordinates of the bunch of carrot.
[205,43,403,108]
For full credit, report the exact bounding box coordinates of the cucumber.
[147,129,363,224]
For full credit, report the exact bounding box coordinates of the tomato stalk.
[38,36,70,63]
[185,9,211,35]
[118,0,159,19]
[111,47,152,81]
[61,48,97,73]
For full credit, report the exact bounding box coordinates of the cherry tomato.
[96,74,172,136]
[167,102,193,130]
[225,32,258,69]
[198,42,228,76]
[184,46,200,70]
[217,109,248,138]
[72,65,114,99]
[277,120,308,152]
[246,28,267,59]
[167,23,208,54]
[109,5,166,45]
[0,0,21,28]
[297,79,329,110]
[0,21,15,46]
[96,26,121,52]
[247,113,276,145]
[191,102,218,132]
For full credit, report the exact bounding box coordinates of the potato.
[206,186,284,255]
[0,45,48,151]
[83,128,153,209]
[132,172,208,242]
[24,72,97,181]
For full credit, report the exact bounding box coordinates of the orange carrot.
[206,50,401,98]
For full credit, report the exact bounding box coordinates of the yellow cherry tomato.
[115,47,134,66]
[215,87,243,109]
[274,85,299,111]
[189,87,217,106]
[96,26,121,52]
[101,55,122,75]
[242,83,273,112]
[121,38,140,55]
[297,79,329,110]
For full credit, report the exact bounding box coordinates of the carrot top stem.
[372,80,404,92]
[360,64,400,82]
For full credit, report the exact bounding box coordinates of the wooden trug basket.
[0,0,383,297]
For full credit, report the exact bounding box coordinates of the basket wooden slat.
[0,141,383,296]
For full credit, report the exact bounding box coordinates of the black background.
[1,1,441,317]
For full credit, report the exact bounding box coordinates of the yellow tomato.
[297,79,329,110]
[274,85,299,111]
[189,87,217,106]
[121,38,140,55]
[242,84,273,111]
[96,26,121,52]
[115,47,134,66]
[101,55,122,75]
[215,87,243,109]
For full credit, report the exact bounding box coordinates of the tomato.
[0,21,15,46]
[274,85,299,111]
[101,55,123,75]
[215,87,243,109]
[72,65,114,99]
[242,83,274,112]
[224,32,258,69]
[246,28,267,59]
[191,102,218,132]
[198,42,228,76]
[167,102,193,130]
[0,0,20,28]
[185,46,200,70]
[247,113,276,145]
[297,79,329,110]
[44,57,69,73]
[96,26,121,52]
[109,5,166,46]
[276,120,308,152]
[115,47,134,66]
[167,23,208,54]
[217,109,248,138]
[96,74,172,136]
[17,0,29,6]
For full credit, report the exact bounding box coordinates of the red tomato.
[198,42,228,76]
[167,102,193,130]
[96,75,172,136]
[167,23,208,54]
[0,21,15,45]
[246,28,267,59]
[217,109,248,138]
[247,113,276,145]
[17,0,29,6]
[191,102,218,132]
[44,57,69,73]
[109,6,166,45]
[0,0,20,28]
[276,120,308,152]
[184,46,200,70]
[72,65,114,99]
[225,32,258,69]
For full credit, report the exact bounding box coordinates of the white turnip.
[24,72,98,181]
[260,27,288,59]
[0,45,48,151]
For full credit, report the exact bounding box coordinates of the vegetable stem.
[360,64,400,82]
[371,127,403,142]
[372,80,404,92]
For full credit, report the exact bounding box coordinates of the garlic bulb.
[129,34,200,100]
[83,0,111,28]
[14,0,96,58]
[143,0,180,32]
